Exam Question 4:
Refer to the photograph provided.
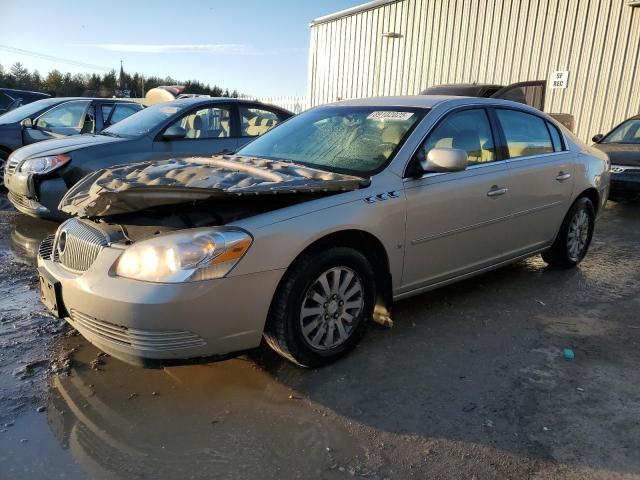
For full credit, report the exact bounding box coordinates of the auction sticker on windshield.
[367,111,414,121]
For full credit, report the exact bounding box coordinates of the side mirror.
[592,133,604,143]
[21,118,34,129]
[420,148,468,173]
[162,125,186,140]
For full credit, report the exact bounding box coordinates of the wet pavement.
[1,196,639,479]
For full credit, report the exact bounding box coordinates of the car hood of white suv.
[59,155,370,218]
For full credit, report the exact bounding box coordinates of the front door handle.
[487,186,508,197]
[556,171,571,182]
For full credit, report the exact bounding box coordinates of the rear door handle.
[556,171,571,182]
[487,186,508,197]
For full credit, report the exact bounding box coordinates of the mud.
[1,196,639,479]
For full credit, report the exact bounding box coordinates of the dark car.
[4,97,292,220]
[593,115,640,201]
[0,88,51,115]
[421,80,574,131]
[0,97,143,182]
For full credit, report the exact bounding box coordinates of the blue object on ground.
[563,348,575,360]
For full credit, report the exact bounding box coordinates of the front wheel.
[0,150,8,186]
[264,247,376,367]
[542,197,595,269]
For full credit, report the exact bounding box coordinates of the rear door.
[152,104,238,157]
[493,107,575,256]
[491,81,546,111]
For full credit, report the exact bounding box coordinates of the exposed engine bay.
[60,155,369,219]
[59,155,370,242]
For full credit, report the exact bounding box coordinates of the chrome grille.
[38,234,55,260]
[7,191,42,211]
[53,219,109,272]
[69,309,206,351]
[5,155,20,176]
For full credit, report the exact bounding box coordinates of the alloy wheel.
[299,267,364,350]
[567,209,590,261]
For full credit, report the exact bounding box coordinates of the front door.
[401,108,512,292]
[493,108,575,256]
[152,104,238,157]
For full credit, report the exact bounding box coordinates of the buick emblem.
[57,230,67,257]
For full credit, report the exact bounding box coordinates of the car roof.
[325,95,525,109]
[164,96,293,114]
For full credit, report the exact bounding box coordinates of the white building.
[308,0,640,140]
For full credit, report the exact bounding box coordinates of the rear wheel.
[542,197,595,268]
[264,247,376,367]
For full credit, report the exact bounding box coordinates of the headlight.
[20,154,71,174]
[115,228,252,283]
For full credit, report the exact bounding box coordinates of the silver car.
[36,96,609,367]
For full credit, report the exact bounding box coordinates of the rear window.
[495,109,554,159]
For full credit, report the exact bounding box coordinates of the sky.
[0,0,362,97]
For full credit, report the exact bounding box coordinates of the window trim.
[403,105,504,179]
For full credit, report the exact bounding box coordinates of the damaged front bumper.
[37,244,284,366]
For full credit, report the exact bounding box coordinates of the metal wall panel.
[308,0,640,141]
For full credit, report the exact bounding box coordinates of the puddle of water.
[28,338,366,480]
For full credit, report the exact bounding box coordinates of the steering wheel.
[373,142,398,158]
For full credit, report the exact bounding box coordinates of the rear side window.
[495,109,553,159]
[547,122,564,152]
[110,103,141,124]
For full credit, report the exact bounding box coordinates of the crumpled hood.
[593,143,640,166]
[60,155,370,218]
[10,134,125,163]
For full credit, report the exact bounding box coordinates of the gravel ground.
[0,197,639,480]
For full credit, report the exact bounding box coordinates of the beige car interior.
[181,108,231,139]
[242,108,280,136]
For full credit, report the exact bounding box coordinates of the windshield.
[102,102,182,137]
[236,106,425,175]
[0,98,59,124]
[602,118,640,144]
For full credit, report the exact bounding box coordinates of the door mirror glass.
[592,134,604,143]
[162,124,187,140]
[21,117,34,128]
[421,148,468,173]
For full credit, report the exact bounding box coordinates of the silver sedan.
[37,96,609,367]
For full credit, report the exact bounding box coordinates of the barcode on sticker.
[367,111,414,121]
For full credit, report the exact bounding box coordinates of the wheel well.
[577,187,600,214]
[0,146,11,158]
[286,230,393,311]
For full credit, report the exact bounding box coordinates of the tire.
[264,246,376,367]
[542,196,595,269]
[0,150,8,187]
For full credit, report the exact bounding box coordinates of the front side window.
[240,107,282,137]
[167,106,231,139]
[496,109,554,158]
[102,103,183,137]
[37,100,91,130]
[237,106,425,175]
[602,118,640,144]
[422,109,496,166]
